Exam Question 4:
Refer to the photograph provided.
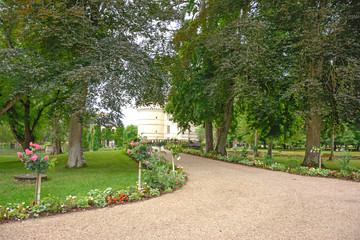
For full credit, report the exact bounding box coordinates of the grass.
[254,149,360,170]
[0,150,138,205]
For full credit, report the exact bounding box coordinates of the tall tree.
[3,0,183,167]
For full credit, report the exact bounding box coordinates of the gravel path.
[1,152,360,240]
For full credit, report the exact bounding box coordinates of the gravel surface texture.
[1,152,360,240]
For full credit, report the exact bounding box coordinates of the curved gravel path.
[1,152,360,240]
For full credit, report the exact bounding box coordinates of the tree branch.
[31,91,60,131]
[0,94,24,117]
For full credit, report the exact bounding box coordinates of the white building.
[137,106,198,141]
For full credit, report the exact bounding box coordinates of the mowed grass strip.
[255,150,360,170]
[0,150,138,205]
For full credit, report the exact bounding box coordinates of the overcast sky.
[122,107,138,127]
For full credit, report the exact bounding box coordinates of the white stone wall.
[137,106,198,141]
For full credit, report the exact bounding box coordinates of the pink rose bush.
[17,143,53,174]
[126,137,186,191]
[127,137,153,165]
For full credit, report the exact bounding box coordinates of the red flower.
[353,173,356,176]
[176,181,180,184]
[108,200,112,204]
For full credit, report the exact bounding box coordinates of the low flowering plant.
[17,142,54,174]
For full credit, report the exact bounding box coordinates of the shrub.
[338,151,358,173]
[263,154,273,166]
[285,159,300,169]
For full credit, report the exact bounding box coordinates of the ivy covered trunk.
[205,121,214,153]
[215,97,234,155]
[67,112,86,168]
[303,112,322,167]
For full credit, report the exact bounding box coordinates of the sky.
[122,107,138,127]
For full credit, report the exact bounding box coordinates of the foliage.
[262,154,273,167]
[338,151,357,173]
[123,125,138,144]
[285,159,300,170]
[0,122,15,143]
[82,129,90,149]
[126,137,187,191]
[89,126,102,151]
[127,138,153,164]
[114,127,124,147]
[17,142,55,174]
[180,146,359,183]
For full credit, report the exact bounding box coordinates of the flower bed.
[181,148,360,182]
[0,140,187,224]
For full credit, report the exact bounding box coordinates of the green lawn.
[255,149,360,170]
[0,150,138,205]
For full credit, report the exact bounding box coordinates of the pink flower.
[35,144,41,150]
[30,154,38,161]
[29,142,34,147]
[145,161,149,165]
[136,142,139,146]
[148,139,151,143]
[17,152,22,158]
[127,149,130,153]
[44,156,49,160]
[142,140,146,143]
[25,149,33,155]
[20,159,24,162]
[152,150,155,153]
[147,152,150,155]
[130,142,134,146]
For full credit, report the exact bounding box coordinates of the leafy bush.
[285,159,300,169]
[338,151,358,173]
[32,195,66,215]
[263,154,273,166]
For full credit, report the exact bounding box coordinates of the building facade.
[137,106,198,141]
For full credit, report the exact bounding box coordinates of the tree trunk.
[215,97,234,155]
[205,121,214,153]
[282,144,286,151]
[254,130,259,156]
[8,97,33,150]
[51,117,62,155]
[67,112,86,168]
[329,133,335,160]
[303,113,322,167]
[263,139,266,149]
[267,140,273,157]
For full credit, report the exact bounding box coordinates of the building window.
[167,125,170,134]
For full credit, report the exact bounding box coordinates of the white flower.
[177,156,181,161]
